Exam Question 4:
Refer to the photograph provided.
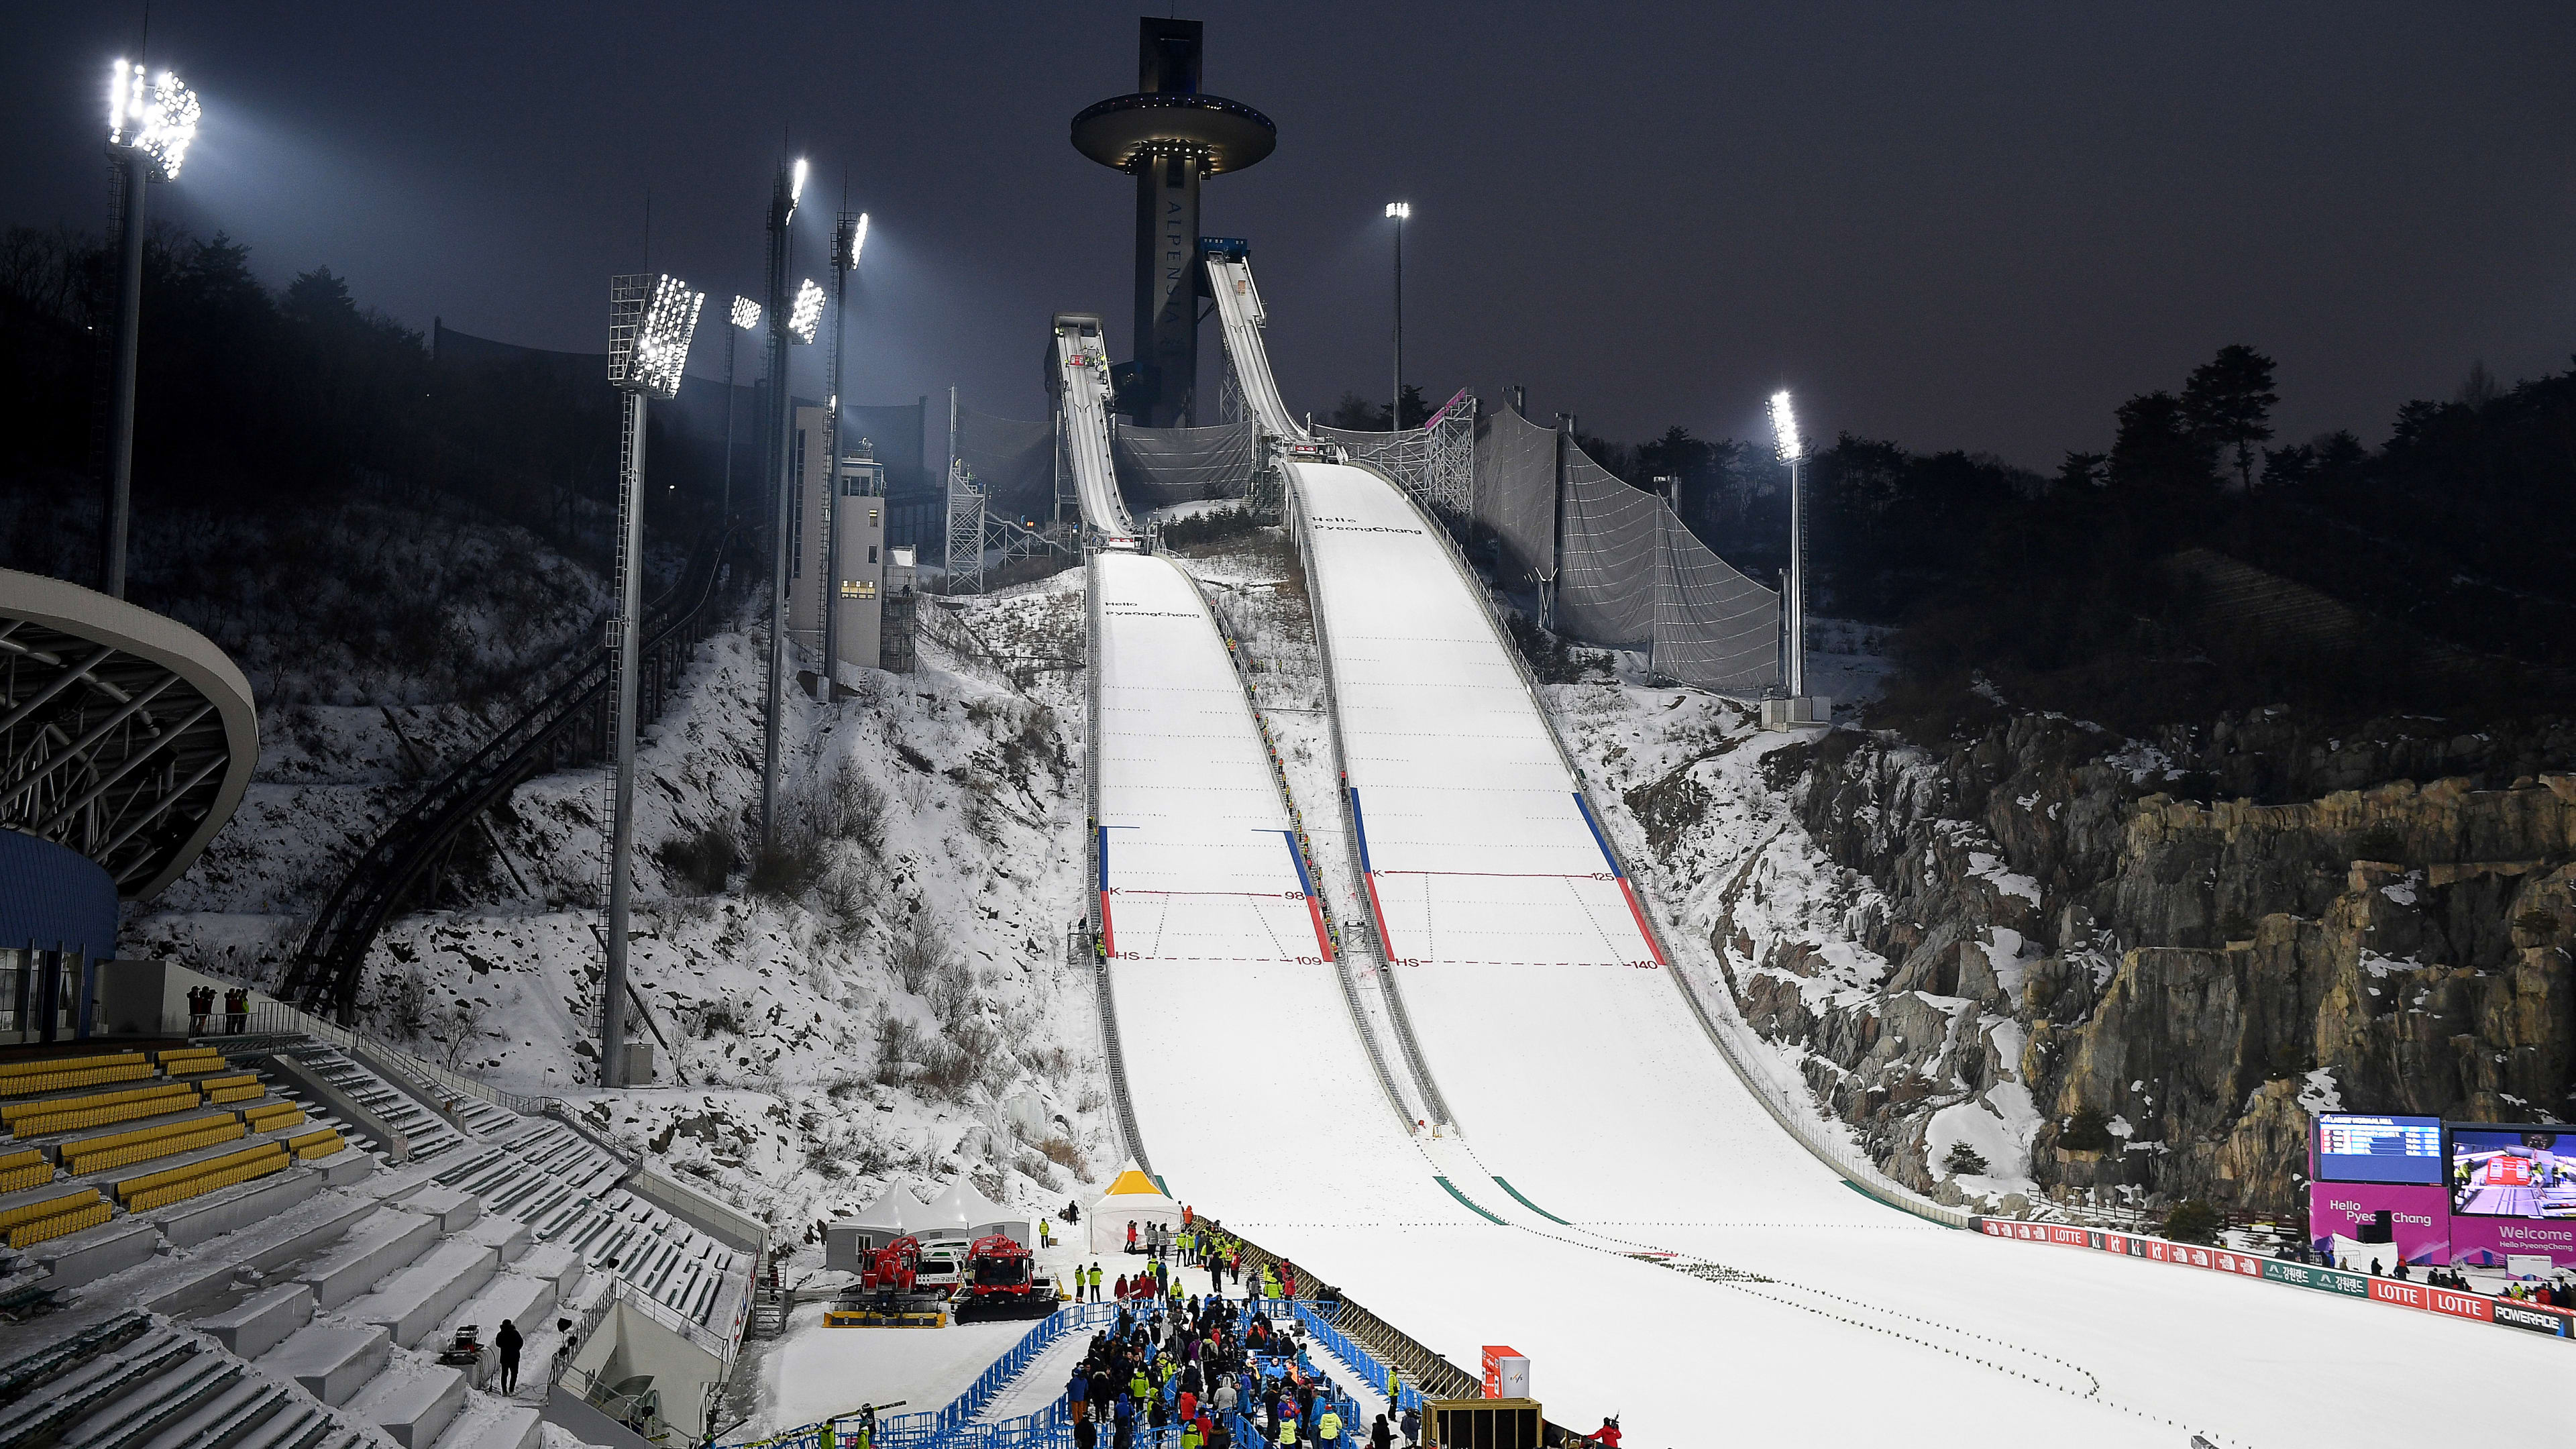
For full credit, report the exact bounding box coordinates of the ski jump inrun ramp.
[1061,267,2536,1447]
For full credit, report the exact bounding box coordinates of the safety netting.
[1558,435,1781,696]
[1113,420,1256,510]
[1556,450,1661,649]
[954,407,1054,525]
[1654,511,1782,694]
[1472,407,1559,593]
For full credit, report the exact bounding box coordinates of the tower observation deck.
[1071,17,1275,429]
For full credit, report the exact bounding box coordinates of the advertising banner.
[2448,1217,2576,1271]
[2207,1249,2264,1280]
[2489,1300,2572,1339]
[2307,1183,2450,1267]
[2259,1259,2371,1299]
[2369,1278,2430,1311]
[2426,1287,2493,1324]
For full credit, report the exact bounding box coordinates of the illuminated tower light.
[788,278,825,343]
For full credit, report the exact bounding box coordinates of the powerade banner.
[2308,1182,2450,1268]
[2491,1299,2573,1338]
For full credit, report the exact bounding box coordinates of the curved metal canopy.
[0,568,257,900]
[1071,93,1277,174]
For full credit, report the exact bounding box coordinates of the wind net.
[1656,511,1781,694]
[1472,407,1558,593]
[1554,435,1782,696]
[1113,421,1257,510]
[1556,450,1660,649]
[955,407,1053,523]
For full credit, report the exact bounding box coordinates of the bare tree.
[437,996,489,1071]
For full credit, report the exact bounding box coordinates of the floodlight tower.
[821,213,867,690]
[1386,202,1409,431]
[1768,389,1820,728]
[757,158,813,855]
[719,297,760,527]
[98,59,200,600]
[602,273,706,1087]
[1071,18,1275,427]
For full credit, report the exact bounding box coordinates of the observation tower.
[1071,18,1275,427]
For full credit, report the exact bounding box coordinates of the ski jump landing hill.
[1063,267,2544,1448]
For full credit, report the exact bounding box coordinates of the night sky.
[5,3,2571,468]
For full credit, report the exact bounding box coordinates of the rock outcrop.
[1700,707,2576,1216]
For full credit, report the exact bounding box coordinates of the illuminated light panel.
[625,275,705,400]
[107,59,200,180]
[1769,389,1803,463]
[1385,201,1410,219]
[835,212,869,272]
[788,278,824,343]
[729,295,761,330]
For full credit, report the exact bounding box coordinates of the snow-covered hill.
[137,568,1119,1246]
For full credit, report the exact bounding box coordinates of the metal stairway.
[278,533,739,1019]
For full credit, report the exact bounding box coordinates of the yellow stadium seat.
[5,1199,111,1250]
[0,1187,101,1233]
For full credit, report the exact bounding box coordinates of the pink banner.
[2308,1183,2449,1267]
[2448,1216,2576,1271]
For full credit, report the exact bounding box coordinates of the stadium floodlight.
[788,278,824,343]
[730,294,761,330]
[610,274,705,401]
[1386,203,1410,433]
[1768,389,1803,462]
[107,59,199,181]
[96,59,205,598]
[1769,387,1809,702]
[594,270,704,1085]
[834,212,869,272]
[791,157,808,209]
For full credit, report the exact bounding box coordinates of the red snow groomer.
[828,1235,949,1326]
[953,1234,1058,1322]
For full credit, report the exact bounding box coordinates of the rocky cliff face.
[1698,706,2576,1216]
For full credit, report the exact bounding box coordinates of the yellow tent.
[1087,1160,1183,1255]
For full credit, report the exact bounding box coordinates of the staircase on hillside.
[279,531,741,1022]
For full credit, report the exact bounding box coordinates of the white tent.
[825,1185,926,1271]
[1087,1162,1183,1255]
[918,1178,1034,1248]
[849,1184,922,1240]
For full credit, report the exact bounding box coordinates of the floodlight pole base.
[1762,696,1831,733]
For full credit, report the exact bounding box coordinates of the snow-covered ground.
[1105,465,2555,1449]
[143,571,1121,1267]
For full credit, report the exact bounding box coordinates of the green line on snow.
[1491,1177,1572,1225]
[1433,1175,1509,1225]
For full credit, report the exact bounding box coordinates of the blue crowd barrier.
[724,1301,1123,1449]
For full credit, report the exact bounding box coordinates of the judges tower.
[1071,18,1275,427]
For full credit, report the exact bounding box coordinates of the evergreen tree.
[2181,343,2277,491]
